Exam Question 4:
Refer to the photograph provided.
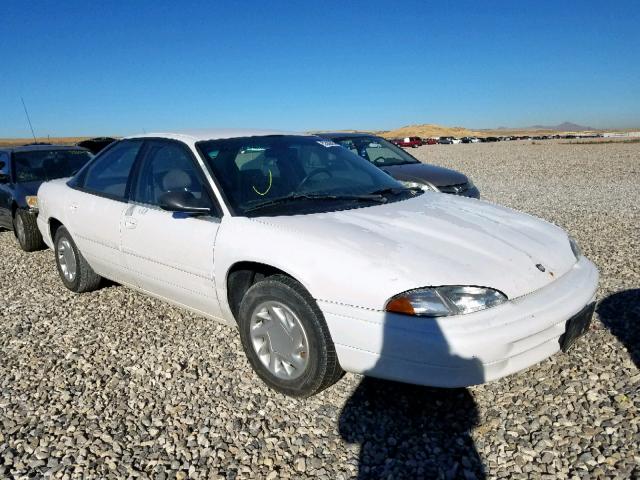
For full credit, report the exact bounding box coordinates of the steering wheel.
[297,168,333,189]
[372,156,387,165]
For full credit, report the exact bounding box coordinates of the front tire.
[54,226,101,293]
[14,209,44,252]
[238,275,343,397]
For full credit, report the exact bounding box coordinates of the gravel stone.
[0,139,638,479]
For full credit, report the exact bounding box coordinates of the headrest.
[162,169,192,191]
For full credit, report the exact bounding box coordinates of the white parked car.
[36,130,599,397]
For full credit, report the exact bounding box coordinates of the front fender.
[214,217,322,322]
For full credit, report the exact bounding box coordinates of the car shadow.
[597,289,640,368]
[338,313,486,479]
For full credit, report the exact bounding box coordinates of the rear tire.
[238,274,343,397]
[14,209,44,252]
[54,226,102,293]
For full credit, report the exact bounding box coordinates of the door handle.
[124,217,138,229]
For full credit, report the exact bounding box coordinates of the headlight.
[386,286,507,317]
[399,180,440,192]
[25,196,38,209]
[569,236,582,260]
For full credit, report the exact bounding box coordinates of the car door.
[66,140,143,283]
[121,138,223,319]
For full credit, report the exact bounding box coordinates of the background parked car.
[438,137,454,144]
[425,137,438,145]
[76,137,116,155]
[318,133,480,198]
[0,144,93,251]
[392,136,424,148]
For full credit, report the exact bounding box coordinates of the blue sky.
[1,0,638,137]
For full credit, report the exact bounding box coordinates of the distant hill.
[375,121,604,139]
[500,122,596,132]
[377,124,475,139]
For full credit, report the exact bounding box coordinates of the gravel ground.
[1,140,639,479]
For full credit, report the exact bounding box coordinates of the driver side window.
[132,140,214,210]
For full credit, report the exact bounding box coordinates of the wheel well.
[49,218,63,242]
[226,262,290,319]
[11,202,18,217]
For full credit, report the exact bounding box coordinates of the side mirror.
[159,191,212,215]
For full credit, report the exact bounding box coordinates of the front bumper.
[318,256,599,387]
[460,186,480,199]
[437,184,481,199]
[36,215,53,249]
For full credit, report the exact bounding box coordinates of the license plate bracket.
[560,302,595,352]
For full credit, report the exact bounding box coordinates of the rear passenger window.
[82,140,142,200]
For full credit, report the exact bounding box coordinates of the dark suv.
[318,133,479,198]
[0,144,93,251]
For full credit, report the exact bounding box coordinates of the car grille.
[438,183,469,195]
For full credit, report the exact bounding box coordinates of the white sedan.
[36,129,599,397]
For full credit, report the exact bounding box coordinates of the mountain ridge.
[493,122,595,131]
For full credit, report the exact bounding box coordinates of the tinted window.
[333,136,419,167]
[13,149,92,183]
[133,140,212,209]
[82,140,142,200]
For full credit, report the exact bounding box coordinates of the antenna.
[20,97,37,143]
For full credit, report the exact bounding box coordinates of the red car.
[391,136,424,148]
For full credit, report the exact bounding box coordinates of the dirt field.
[0,137,91,148]
[0,140,638,479]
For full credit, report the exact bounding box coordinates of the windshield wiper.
[243,192,387,213]
[369,186,425,197]
[368,187,410,195]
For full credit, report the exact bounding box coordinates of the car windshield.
[14,149,93,183]
[198,135,418,216]
[331,136,420,167]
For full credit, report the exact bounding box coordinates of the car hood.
[234,194,577,310]
[382,163,469,186]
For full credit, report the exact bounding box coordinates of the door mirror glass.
[158,191,212,214]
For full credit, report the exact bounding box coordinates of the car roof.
[77,137,117,143]
[124,129,310,142]
[0,144,90,153]
[316,132,378,139]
